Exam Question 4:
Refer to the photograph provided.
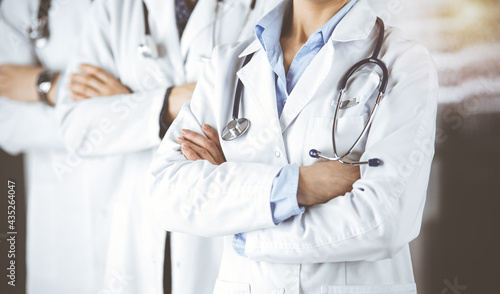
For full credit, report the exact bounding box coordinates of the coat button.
[274,150,281,158]
[278,287,285,294]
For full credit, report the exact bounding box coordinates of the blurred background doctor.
[55,0,281,293]
[0,0,104,293]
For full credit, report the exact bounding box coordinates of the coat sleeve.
[55,0,168,156]
[0,0,64,154]
[244,42,439,264]
[148,48,282,238]
[0,98,64,154]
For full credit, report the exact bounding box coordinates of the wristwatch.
[36,69,58,106]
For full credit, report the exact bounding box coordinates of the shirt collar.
[254,1,288,53]
[240,0,377,58]
[255,0,359,53]
[316,0,359,44]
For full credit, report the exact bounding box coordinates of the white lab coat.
[149,0,439,293]
[0,1,103,293]
[55,0,282,293]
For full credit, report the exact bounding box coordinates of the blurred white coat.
[55,0,282,293]
[0,0,103,293]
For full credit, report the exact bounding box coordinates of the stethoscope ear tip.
[368,158,383,167]
[309,149,320,158]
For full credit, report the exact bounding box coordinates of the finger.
[79,64,112,84]
[69,81,100,98]
[178,138,218,165]
[180,129,222,162]
[201,124,225,160]
[70,92,89,101]
[180,144,203,162]
[71,73,105,94]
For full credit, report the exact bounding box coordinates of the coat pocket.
[321,283,417,294]
[213,279,251,294]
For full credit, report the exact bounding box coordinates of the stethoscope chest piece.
[28,18,49,49]
[221,118,250,141]
[138,35,159,58]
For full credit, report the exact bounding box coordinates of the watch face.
[40,81,51,93]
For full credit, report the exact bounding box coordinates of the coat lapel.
[180,0,218,60]
[237,43,286,152]
[144,0,185,78]
[279,43,334,133]
[237,48,280,126]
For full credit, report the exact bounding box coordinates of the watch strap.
[37,69,57,106]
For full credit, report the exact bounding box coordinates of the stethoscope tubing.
[339,58,389,94]
[318,17,388,167]
[28,0,52,48]
[328,91,383,167]
[232,53,254,119]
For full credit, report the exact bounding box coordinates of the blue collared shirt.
[232,0,359,257]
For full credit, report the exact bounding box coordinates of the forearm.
[245,162,433,264]
[150,103,283,237]
[56,85,168,156]
[150,158,282,238]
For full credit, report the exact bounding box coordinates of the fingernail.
[180,130,187,136]
[202,124,210,130]
[175,137,183,144]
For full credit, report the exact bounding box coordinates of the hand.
[163,82,197,126]
[69,64,131,101]
[176,124,226,165]
[297,160,361,206]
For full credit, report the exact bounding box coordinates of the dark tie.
[175,0,197,39]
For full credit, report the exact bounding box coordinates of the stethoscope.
[222,17,389,168]
[138,0,257,60]
[27,0,52,49]
[138,0,158,58]
[27,0,94,49]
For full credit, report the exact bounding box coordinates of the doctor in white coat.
[0,0,113,293]
[149,0,439,293]
[55,0,281,293]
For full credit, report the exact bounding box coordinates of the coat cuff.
[159,86,174,139]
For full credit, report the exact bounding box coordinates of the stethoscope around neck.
[27,0,52,48]
[138,0,258,60]
[27,0,95,49]
[221,52,254,141]
[222,18,389,168]
[138,0,158,58]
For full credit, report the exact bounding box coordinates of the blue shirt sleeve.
[232,165,304,257]
[269,164,304,224]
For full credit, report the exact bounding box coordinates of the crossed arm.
[175,125,360,207]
